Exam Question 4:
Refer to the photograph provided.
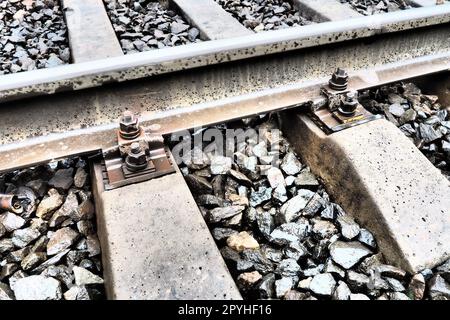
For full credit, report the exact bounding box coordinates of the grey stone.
[12,227,41,248]
[0,212,26,232]
[375,264,406,280]
[197,194,225,208]
[207,205,245,223]
[49,192,78,227]
[21,252,46,271]
[389,103,405,117]
[46,227,79,255]
[41,265,74,288]
[266,167,285,188]
[350,293,370,300]
[0,282,14,300]
[280,152,302,175]
[14,275,62,300]
[240,249,274,274]
[329,241,372,269]
[73,266,103,286]
[407,273,426,300]
[0,239,15,254]
[228,169,252,187]
[428,274,450,299]
[249,187,272,207]
[346,270,370,291]
[48,168,74,191]
[270,221,310,245]
[312,218,338,239]
[64,285,91,300]
[258,273,275,299]
[275,277,294,298]
[309,273,336,296]
[332,281,351,300]
[385,277,405,292]
[86,235,101,257]
[389,292,411,300]
[323,258,346,278]
[256,211,274,239]
[32,249,70,274]
[1,263,19,280]
[336,215,360,240]
[74,167,88,188]
[210,156,232,175]
[294,170,319,188]
[36,189,64,220]
[184,174,213,195]
[358,228,377,249]
[419,123,443,143]
[274,259,301,277]
[278,189,315,223]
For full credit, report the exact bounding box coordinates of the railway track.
[0,0,449,301]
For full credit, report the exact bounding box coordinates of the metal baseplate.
[308,69,382,134]
[101,112,175,190]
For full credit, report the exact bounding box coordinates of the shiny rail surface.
[0,5,449,103]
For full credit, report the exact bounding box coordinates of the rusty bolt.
[329,68,349,91]
[125,142,148,172]
[119,111,141,140]
[338,91,359,116]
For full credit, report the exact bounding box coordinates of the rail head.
[0,5,449,103]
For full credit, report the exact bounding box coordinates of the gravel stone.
[11,227,41,248]
[48,168,74,192]
[207,205,245,223]
[104,0,201,54]
[215,0,313,32]
[336,215,360,240]
[226,231,259,252]
[179,117,448,300]
[275,277,294,298]
[63,285,91,300]
[0,282,15,300]
[330,241,372,269]
[340,0,410,16]
[73,266,104,286]
[332,280,351,300]
[36,189,64,220]
[21,252,46,271]
[46,227,78,256]
[408,273,426,300]
[0,212,26,232]
[0,0,69,75]
[428,274,450,299]
[278,189,314,223]
[309,273,336,296]
[14,275,62,300]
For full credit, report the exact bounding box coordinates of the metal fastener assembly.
[125,142,148,172]
[338,91,359,116]
[0,194,24,214]
[329,68,349,91]
[119,111,141,140]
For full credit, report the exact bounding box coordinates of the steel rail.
[0,5,449,103]
[0,51,448,173]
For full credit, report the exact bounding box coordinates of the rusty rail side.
[0,52,448,173]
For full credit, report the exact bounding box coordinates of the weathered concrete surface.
[91,165,241,300]
[62,0,123,63]
[172,0,253,40]
[292,0,362,22]
[281,113,450,273]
